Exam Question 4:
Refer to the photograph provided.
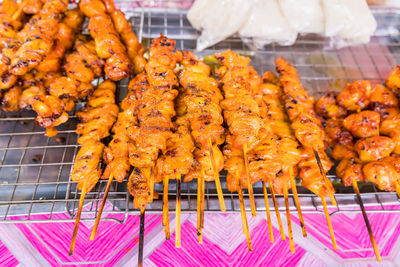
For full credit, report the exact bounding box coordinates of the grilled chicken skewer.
[259,71,307,241]
[80,0,132,81]
[317,90,382,261]
[276,57,337,250]
[90,73,147,240]
[176,51,226,239]
[1,0,69,89]
[102,0,146,74]
[125,35,180,259]
[69,80,118,255]
[317,73,400,261]
[216,50,285,249]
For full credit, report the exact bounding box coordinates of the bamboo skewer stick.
[243,143,256,217]
[198,166,206,244]
[289,169,307,237]
[163,175,170,240]
[90,174,114,241]
[262,181,274,242]
[321,195,337,250]
[268,180,286,241]
[207,138,225,211]
[175,173,182,248]
[69,179,88,256]
[352,179,381,261]
[138,207,145,267]
[395,181,400,199]
[283,184,295,253]
[149,147,157,202]
[197,175,203,244]
[200,166,205,231]
[313,149,337,206]
[237,172,252,251]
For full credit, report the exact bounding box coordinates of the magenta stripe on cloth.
[1,203,400,266]
[0,240,19,267]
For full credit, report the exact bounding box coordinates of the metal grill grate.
[1,2,400,223]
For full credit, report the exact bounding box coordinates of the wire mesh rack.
[1,1,400,223]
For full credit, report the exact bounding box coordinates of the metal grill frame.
[1,2,400,224]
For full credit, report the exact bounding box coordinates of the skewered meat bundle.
[258,71,307,246]
[103,0,146,74]
[276,57,338,250]
[72,79,119,189]
[69,79,118,255]
[258,72,301,194]
[275,57,334,198]
[316,74,400,194]
[75,80,119,145]
[177,52,224,185]
[7,0,69,78]
[173,51,226,241]
[72,79,118,189]
[80,0,132,81]
[127,35,179,210]
[102,75,145,183]
[0,0,30,89]
[36,8,84,73]
[216,50,281,210]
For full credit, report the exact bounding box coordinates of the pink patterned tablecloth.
[1,203,400,266]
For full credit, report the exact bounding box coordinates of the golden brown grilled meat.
[85,6,132,81]
[31,94,68,137]
[258,72,300,194]
[336,157,364,187]
[355,136,395,163]
[315,92,347,119]
[369,84,398,109]
[216,50,265,152]
[176,52,224,183]
[9,0,69,76]
[1,85,21,112]
[156,126,195,179]
[18,74,46,110]
[103,0,146,74]
[75,80,119,144]
[71,80,118,193]
[127,35,180,210]
[337,80,372,111]
[71,139,104,192]
[324,118,353,146]
[102,75,146,183]
[316,65,400,191]
[31,94,65,119]
[385,65,400,91]
[276,57,334,197]
[215,51,284,192]
[65,37,104,83]
[331,143,356,161]
[343,110,380,138]
[36,8,83,73]
[363,160,400,192]
[297,147,333,196]
[79,0,106,17]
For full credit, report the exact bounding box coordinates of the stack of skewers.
[1,0,400,264]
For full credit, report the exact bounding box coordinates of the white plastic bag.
[187,0,253,51]
[322,0,377,45]
[279,0,325,34]
[239,0,298,47]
